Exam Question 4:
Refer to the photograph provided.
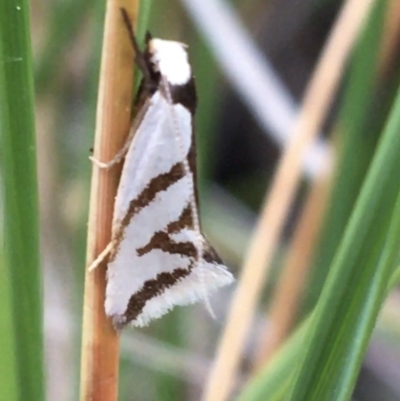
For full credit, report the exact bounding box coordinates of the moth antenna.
[119,8,152,83]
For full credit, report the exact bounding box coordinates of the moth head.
[148,38,191,86]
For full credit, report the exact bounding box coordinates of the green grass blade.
[0,249,18,400]
[388,264,400,289]
[287,74,400,401]
[235,227,400,401]
[137,0,153,43]
[235,219,400,401]
[303,0,388,314]
[0,0,44,400]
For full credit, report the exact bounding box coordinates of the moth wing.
[132,256,234,327]
[106,171,195,324]
[111,91,191,228]
[107,222,234,327]
[105,90,233,328]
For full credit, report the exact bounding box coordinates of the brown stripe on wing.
[122,162,185,223]
[136,231,197,258]
[203,243,223,264]
[119,203,199,326]
[117,218,223,326]
[136,202,196,257]
[136,202,196,256]
[118,262,193,327]
[166,203,193,233]
[118,242,224,327]
[110,162,185,261]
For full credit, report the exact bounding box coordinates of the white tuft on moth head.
[149,39,191,86]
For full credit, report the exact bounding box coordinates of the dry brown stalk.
[202,1,376,400]
[80,1,139,401]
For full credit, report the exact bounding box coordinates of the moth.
[89,9,234,328]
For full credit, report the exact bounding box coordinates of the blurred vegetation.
[1,0,400,400]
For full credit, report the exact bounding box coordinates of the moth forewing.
[90,14,234,328]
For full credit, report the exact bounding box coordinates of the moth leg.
[88,242,113,271]
[89,131,134,169]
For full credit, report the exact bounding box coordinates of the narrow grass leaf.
[0,0,44,400]
[303,0,388,313]
[0,249,19,400]
[137,0,153,43]
[287,71,400,401]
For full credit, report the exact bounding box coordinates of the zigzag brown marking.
[119,263,193,327]
[136,203,196,258]
[110,162,185,262]
[121,241,223,326]
[121,162,185,225]
[136,231,197,258]
[166,204,193,233]
[120,203,202,325]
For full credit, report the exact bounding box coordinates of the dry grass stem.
[253,160,333,371]
[202,1,376,400]
[80,1,139,401]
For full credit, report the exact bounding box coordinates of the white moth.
[89,10,234,328]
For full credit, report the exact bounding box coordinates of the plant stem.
[80,1,139,401]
